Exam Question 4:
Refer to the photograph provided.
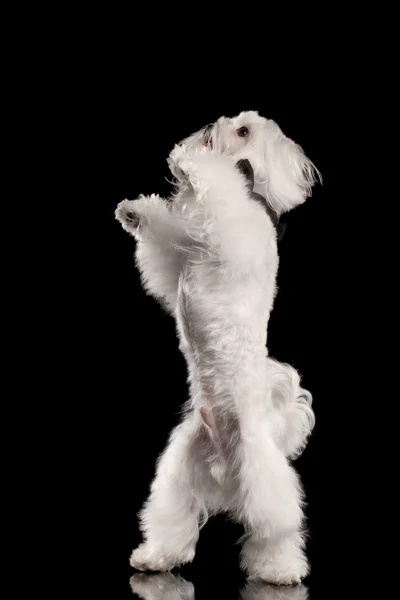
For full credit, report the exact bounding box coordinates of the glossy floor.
[128,570,319,599]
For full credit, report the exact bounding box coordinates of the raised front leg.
[115,194,182,241]
[115,194,186,313]
[167,145,245,207]
[167,145,275,273]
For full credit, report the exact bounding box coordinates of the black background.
[75,75,338,600]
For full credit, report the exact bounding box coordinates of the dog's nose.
[203,123,213,147]
[203,124,212,138]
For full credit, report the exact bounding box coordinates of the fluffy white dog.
[116,111,320,585]
[130,572,309,600]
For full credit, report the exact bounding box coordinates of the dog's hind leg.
[240,529,309,586]
[130,413,203,572]
[236,420,309,584]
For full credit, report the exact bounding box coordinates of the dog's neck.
[252,191,287,242]
[236,159,286,242]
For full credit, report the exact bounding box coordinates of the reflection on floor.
[130,572,309,600]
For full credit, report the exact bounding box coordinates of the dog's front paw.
[115,199,142,235]
[167,144,193,182]
[168,144,209,178]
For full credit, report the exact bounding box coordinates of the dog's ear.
[261,120,321,215]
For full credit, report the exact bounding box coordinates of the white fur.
[130,573,309,599]
[116,112,318,585]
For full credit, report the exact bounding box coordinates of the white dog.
[130,572,309,600]
[116,111,320,585]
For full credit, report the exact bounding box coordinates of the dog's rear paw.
[249,566,306,586]
[130,545,173,572]
[130,543,195,573]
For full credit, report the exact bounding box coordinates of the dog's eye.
[237,126,249,137]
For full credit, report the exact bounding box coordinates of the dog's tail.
[199,358,315,465]
[265,357,315,460]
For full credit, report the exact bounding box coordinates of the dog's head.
[181,111,321,215]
